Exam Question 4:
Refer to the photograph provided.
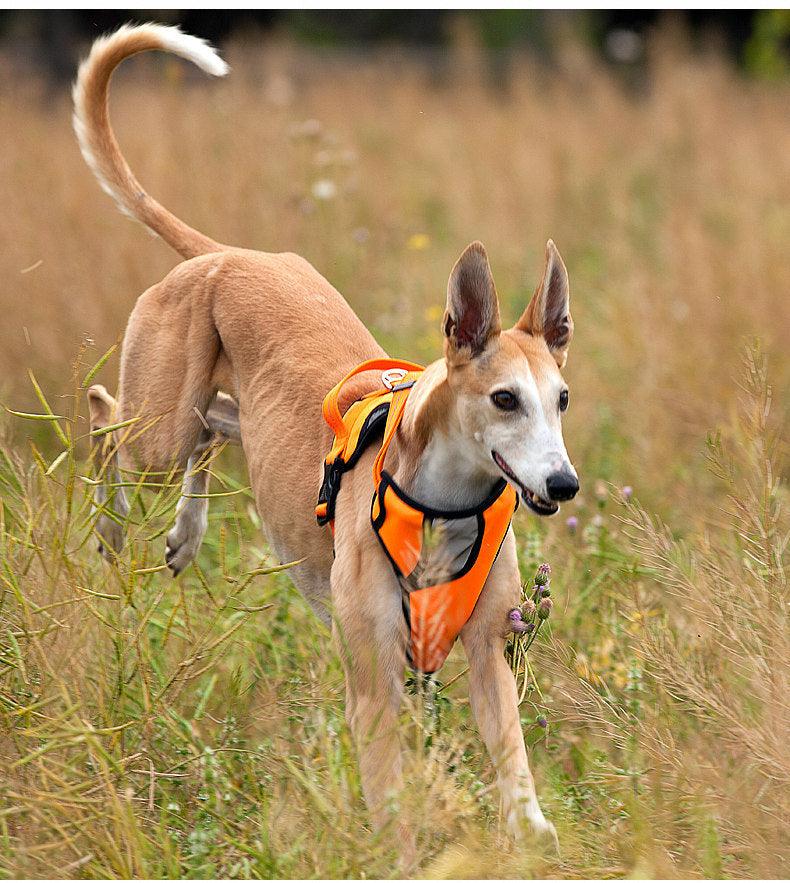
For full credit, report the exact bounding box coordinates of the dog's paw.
[532,818,560,855]
[165,504,207,576]
[509,810,560,856]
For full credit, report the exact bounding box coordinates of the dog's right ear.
[443,241,501,363]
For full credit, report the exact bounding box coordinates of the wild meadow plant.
[505,563,555,728]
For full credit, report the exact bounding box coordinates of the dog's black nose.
[545,469,579,502]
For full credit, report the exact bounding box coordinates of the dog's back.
[75,26,384,611]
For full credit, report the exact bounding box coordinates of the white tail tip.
[155,24,229,76]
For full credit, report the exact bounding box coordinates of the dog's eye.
[559,389,569,412]
[491,391,519,412]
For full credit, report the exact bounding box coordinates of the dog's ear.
[516,239,573,368]
[443,241,501,362]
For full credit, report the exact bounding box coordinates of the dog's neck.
[386,360,496,510]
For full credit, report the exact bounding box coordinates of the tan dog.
[75,24,579,856]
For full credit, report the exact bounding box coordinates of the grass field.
[1,25,788,878]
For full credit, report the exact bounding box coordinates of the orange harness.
[316,359,518,673]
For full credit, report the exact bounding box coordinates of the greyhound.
[75,23,578,858]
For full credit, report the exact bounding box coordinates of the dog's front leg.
[460,535,558,849]
[331,551,414,865]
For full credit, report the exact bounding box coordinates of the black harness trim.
[316,401,390,526]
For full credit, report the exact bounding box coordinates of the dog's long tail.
[73,23,228,260]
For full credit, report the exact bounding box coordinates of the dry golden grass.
[0,24,788,879]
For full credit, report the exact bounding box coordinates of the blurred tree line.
[1,9,788,81]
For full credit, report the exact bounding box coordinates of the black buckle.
[317,458,345,525]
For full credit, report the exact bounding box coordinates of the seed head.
[538,597,553,619]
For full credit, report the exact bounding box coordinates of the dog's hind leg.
[87,385,130,559]
[205,391,241,442]
[165,393,240,576]
[165,430,213,576]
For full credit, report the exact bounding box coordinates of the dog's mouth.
[491,451,559,516]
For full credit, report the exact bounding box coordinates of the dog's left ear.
[443,241,501,363]
[516,240,573,368]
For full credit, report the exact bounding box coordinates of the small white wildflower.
[312,179,338,201]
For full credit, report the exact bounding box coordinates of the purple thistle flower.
[510,619,530,634]
[524,622,535,633]
[536,715,548,729]
[538,563,551,575]
[622,485,633,501]
[508,607,523,623]
[566,515,579,532]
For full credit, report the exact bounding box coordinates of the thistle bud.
[535,570,550,587]
[521,598,536,618]
[536,715,548,729]
[525,622,535,633]
[539,587,551,598]
[538,597,553,619]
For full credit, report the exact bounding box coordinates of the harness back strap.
[321,358,423,460]
[315,358,423,526]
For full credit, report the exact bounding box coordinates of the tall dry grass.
[0,22,788,878]
[2,27,790,508]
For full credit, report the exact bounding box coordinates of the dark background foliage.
[1,9,787,83]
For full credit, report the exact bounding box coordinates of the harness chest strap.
[316,358,518,674]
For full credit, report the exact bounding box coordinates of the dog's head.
[439,240,578,515]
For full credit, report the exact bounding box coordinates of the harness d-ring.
[381,368,408,390]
